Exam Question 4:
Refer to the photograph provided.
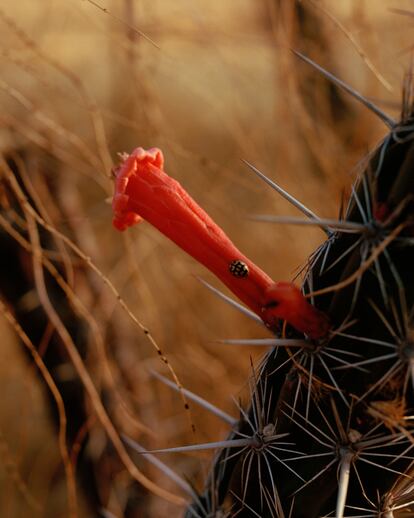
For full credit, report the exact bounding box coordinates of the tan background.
[0,0,412,516]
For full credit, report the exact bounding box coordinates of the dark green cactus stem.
[185,83,414,517]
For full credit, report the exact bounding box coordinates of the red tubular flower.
[112,147,330,339]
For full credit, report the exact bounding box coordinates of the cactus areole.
[112,147,330,339]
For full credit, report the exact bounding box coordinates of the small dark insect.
[229,259,249,278]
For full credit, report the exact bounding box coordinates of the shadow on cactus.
[113,60,414,518]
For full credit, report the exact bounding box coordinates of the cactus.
[179,73,414,517]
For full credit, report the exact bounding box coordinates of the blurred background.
[0,0,412,516]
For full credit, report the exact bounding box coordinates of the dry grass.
[0,1,413,516]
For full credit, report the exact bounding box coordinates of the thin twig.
[307,0,393,91]
[0,300,77,517]
[84,0,160,49]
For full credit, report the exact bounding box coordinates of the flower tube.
[112,147,330,339]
